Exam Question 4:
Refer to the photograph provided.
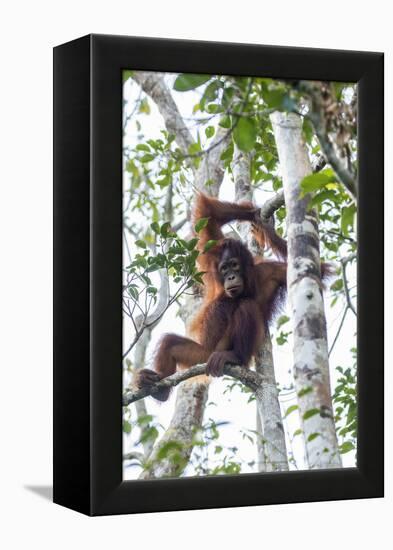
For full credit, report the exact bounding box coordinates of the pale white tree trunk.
[139,379,208,479]
[233,148,288,472]
[270,112,341,469]
[254,335,289,471]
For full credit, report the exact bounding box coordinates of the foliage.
[123,219,207,354]
[332,347,357,456]
[122,70,358,479]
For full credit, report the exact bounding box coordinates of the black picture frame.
[53,34,384,516]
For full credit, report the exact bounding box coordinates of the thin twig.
[340,254,357,316]
[329,306,349,356]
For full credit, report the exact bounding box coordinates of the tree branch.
[340,254,357,316]
[123,363,263,406]
[256,154,325,224]
[132,72,195,159]
[123,451,144,462]
[259,191,285,222]
[328,306,349,357]
[297,81,357,200]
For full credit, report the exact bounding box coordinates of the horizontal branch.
[123,451,144,462]
[123,363,263,405]
[256,154,325,224]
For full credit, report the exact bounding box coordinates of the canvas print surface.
[122,71,357,480]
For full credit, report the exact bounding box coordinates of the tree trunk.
[233,147,288,472]
[139,379,208,479]
[270,111,341,469]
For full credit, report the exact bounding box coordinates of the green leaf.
[277,314,290,329]
[297,386,313,397]
[205,126,215,139]
[206,103,222,114]
[140,154,155,163]
[200,81,221,108]
[284,404,298,418]
[262,88,295,111]
[140,426,159,444]
[122,70,133,83]
[276,331,290,346]
[300,172,336,195]
[135,240,147,248]
[157,175,171,188]
[307,432,321,442]
[341,204,356,236]
[219,115,231,128]
[127,286,138,300]
[194,217,209,233]
[157,440,184,460]
[339,441,355,454]
[303,117,314,144]
[137,414,153,426]
[147,286,158,295]
[173,74,211,92]
[188,142,201,156]
[204,240,218,252]
[233,117,257,152]
[138,97,151,114]
[303,408,320,420]
[330,278,343,291]
[122,420,131,434]
[160,222,172,237]
[222,86,235,107]
[186,237,199,250]
[135,143,151,152]
[220,142,234,162]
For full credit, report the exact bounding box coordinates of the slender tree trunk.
[270,111,341,469]
[254,334,289,471]
[139,379,208,479]
[233,147,288,472]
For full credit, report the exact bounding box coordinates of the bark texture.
[270,111,341,469]
[138,379,208,479]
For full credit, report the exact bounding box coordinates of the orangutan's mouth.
[228,286,241,296]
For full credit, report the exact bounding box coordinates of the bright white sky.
[122,72,357,479]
